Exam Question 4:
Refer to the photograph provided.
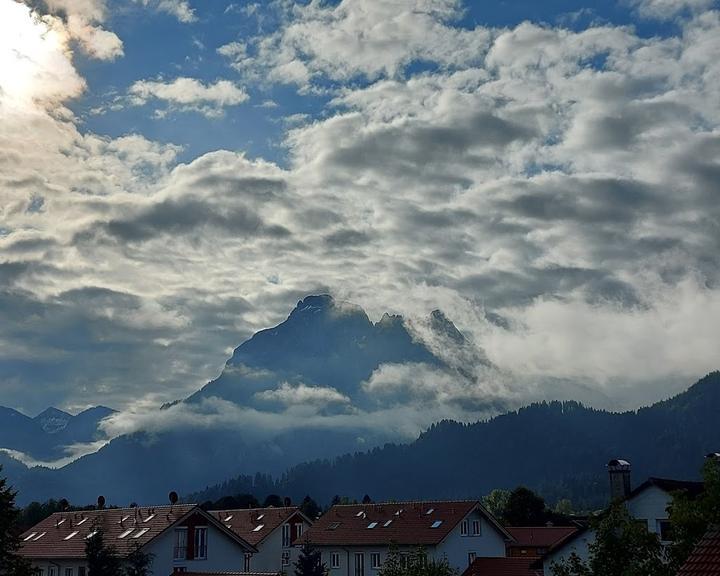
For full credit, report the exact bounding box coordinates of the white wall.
[147,522,248,575]
[321,545,429,576]
[625,486,672,541]
[435,509,507,570]
[28,561,87,576]
[250,518,311,573]
[542,530,595,576]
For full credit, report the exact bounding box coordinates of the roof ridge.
[330,499,480,507]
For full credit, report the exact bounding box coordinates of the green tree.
[551,504,670,576]
[299,495,321,520]
[668,456,720,570]
[482,489,510,520]
[294,538,326,576]
[0,468,33,576]
[554,499,574,516]
[379,547,457,576]
[504,486,547,526]
[124,542,154,576]
[85,527,122,576]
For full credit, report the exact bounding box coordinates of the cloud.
[1,0,720,436]
[128,77,249,117]
[255,382,351,407]
[631,0,716,19]
[132,0,196,23]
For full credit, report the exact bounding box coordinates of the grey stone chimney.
[607,459,632,501]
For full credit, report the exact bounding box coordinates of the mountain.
[187,294,443,409]
[0,405,116,463]
[2,295,462,505]
[189,371,720,510]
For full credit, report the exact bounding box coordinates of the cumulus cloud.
[632,0,716,19]
[1,0,720,437]
[128,77,249,117]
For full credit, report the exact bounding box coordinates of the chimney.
[607,459,632,501]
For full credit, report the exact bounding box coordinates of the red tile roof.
[462,557,543,576]
[678,526,720,576]
[19,504,254,559]
[180,573,279,576]
[505,527,578,550]
[209,506,308,546]
[305,501,510,547]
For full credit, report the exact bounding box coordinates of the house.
[209,506,313,572]
[18,503,256,576]
[504,527,577,558]
[304,500,512,575]
[542,458,705,575]
[462,556,543,576]
[677,525,720,575]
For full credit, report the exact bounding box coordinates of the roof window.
[86,531,98,539]
[224,515,233,522]
[76,518,88,526]
[64,531,79,540]
[426,508,435,515]
[33,532,47,541]
[119,516,130,523]
[56,519,66,526]
[383,520,393,527]
[257,514,265,520]
[430,520,443,528]
[253,524,265,532]
[328,522,341,530]
[23,533,37,541]
[118,528,134,539]
[143,514,156,523]
[394,509,404,516]
[356,511,365,517]
[367,522,378,529]
[133,528,150,538]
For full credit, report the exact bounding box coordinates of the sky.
[1,0,720,420]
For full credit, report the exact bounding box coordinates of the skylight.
[118,529,134,539]
[394,509,403,516]
[133,528,150,538]
[76,518,88,525]
[224,515,233,522]
[356,511,365,517]
[253,524,265,532]
[86,531,98,539]
[56,519,66,526]
[425,508,434,515]
[383,520,393,527]
[367,522,378,529]
[33,532,46,541]
[328,522,341,530]
[430,521,443,528]
[23,533,37,541]
[119,516,130,523]
[64,531,79,540]
[143,514,156,523]
[257,514,265,520]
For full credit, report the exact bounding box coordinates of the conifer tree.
[0,468,33,576]
[85,527,122,576]
[294,538,326,576]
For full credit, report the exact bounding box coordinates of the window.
[253,524,265,532]
[118,528,134,539]
[78,568,86,576]
[244,553,252,572]
[133,528,150,539]
[143,514,156,523]
[174,528,188,560]
[23,533,37,541]
[371,553,381,569]
[467,553,476,566]
[282,524,291,548]
[33,532,47,541]
[65,569,74,576]
[86,531,98,539]
[367,522,378,529]
[194,527,208,559]
[257,514,265,520]
[49,569,56,576]
[383,520,392,527]
[354,553,365,576]
[471,520,481,536]
[64,531,79,540]
[119,515,130,523]
[331,552,340,569]
[426,508,434,515]
[224,515,233,522]
[658,520,674,542]
[295,522,304,540]
[328,522,341,530]
[282,551,291,566]
[77,518,88,525]
[634,518,649,530]
[56,519,66,527]
[430,520,443,528]
[460,520,468,536]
